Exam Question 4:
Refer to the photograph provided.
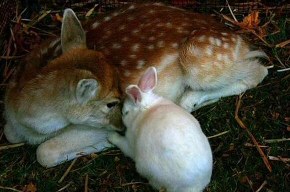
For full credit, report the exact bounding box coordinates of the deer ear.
[61,8,87,53]
[125,85,142,104]
[76,79,98,103]
[138,67,157,93]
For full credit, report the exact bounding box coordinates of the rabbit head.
[122,67,160,126]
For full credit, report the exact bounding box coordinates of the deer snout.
[107,101,124,131]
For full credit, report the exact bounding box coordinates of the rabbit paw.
[108,132,123,145]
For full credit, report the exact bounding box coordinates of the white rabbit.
[108,67,213,192]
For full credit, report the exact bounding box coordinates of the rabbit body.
[109,67,212,192]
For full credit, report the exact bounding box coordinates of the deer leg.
[36,125,113,168]
[179,81,252,111]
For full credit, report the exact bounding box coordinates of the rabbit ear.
[138,67,157,93]
[126,85,142,104]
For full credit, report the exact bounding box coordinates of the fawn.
[4,3,268,167]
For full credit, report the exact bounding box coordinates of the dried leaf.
[239,11,260,29]
[23,182,37,192]
[55,13,63,23]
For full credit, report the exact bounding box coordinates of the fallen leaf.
[23,182,37,192]
[239,11,260,29]
[55,13,63,22]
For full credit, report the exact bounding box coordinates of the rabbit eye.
[122,111,129,116]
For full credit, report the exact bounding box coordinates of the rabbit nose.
[107,100,120,108]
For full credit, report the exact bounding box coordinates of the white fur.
[109,68,213,192]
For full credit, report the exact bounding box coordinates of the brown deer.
[4,3,268,167]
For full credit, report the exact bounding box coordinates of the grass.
[0,2,289,192]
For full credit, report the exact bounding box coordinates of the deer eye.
[107,101,119,108]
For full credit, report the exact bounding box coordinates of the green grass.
[0,4,289,192]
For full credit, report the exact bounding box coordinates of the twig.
[245,176,254,192]
[235,94,272,172]
[277,68,290,73]
[274,54,286,68]
[255,181,267,192]
[207,131,229,139]
[57,182,72,192]
[58,158,78,183]
[264,138,290,143]
[1,55,26,60]
[84,174,89,192]
[0,186,22,192]
[121,182,147,187]
[25,10,52,30]
[244,142,268,148]
[268,156,290,162]
[0,143,25,151]
[226,0,238,22]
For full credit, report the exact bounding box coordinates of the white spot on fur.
[221,32,228,36]
[131,43,140,52]
[128,5,135,10]
[124,70,131,77]
[157,41,165,48]
[91,22,100,29]
[112,12,119,17]
[104,16,111,22]
[128,16,135,21]
[217,54,223,61]
[231,37,237,42]
[119,25,126,30]
[171,43,178,49]
[156,53,179,73]
[223,55,230,63]
[198,35,206,42]
[215,39,222,46]
[166,22,173,28]
[206,47,213,56]
[121,60,127,66]
[181,22,188,26]
[147,45,155,50]
[129,54,137,59]
[158,32,165,37]
[223,43,229,49]
[132,29,140,34]
[189,45,201,56]
[209,37,215,45]
[233,36,241,60]
[156,23,164,27]
[122,37,129,42]
[112,43,121,49]
[149,36,156,41]
[137,60,145,69]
